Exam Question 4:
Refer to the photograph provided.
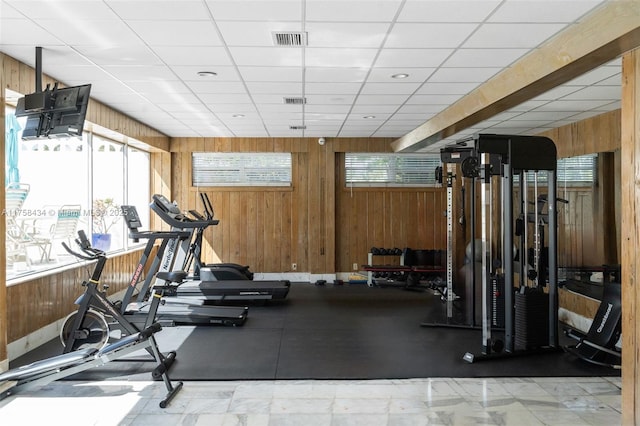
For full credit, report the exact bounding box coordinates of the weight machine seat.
[564,281,622,368]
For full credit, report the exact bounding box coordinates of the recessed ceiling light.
[232,114,245,118]
[197,71,218,77]
[363,115,376,119]
[391,73,409,79]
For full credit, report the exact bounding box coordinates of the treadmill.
[149,194,291,303]
[120,205,248,326]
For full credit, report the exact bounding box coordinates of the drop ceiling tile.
[306,0,401,22]
[208,104,258,113]
[5,0,119,19]
[305,82,363,95]
[428,67,501,83]
[488,1,603,23]
[504,100,550,112]
[107,0,211,20]
[229,46,302,66]
[305,48,378,68]
[74,45,162,66]
[387,23,479,48]
[305,22,388,48]
[199,93,253,103]
[126,21,223,46]
[398,0,500,22]
[355,94,410,105]
[185,81,247,93]
[102,65,177,81]
[415,82,479,95]
[252,94,302,104]
[351,105,401,114]
[152,46,233,66]
[566,67,622,86]
[360,82,421,95]
[463,23,567,48]
[391,113,435,121]
[396,104,447,114]
[406,94,464,105]
[374,49,452,68]
[305,104,351,113]
[515,110,581,121]
[367,67,435,83]
[443,48,529,68]
[305,112,348,121]
[205,0,302,21]
[217,21,302,46]
[538,99,615,111]
[245,82,302,94]
[239,66,302,82]
[0,19,64,46]
[560,86,620,101]
[305,67,369,83]
[37,19,142,46]
[254,104,303,112]
[305,94,357,104]
[172,66,240,81]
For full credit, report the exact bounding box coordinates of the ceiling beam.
[391,1,640,152]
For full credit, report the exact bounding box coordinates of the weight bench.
[564,281,622,369]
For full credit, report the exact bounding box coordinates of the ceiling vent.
[289,125,306,130]
[272,31,308,47]
[283,97,307,105]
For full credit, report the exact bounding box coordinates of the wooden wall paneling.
[323,149,336,273]
[255,191,266,271]
[245,192,258,270]
[294,153,307,271]
[620,48,640,426]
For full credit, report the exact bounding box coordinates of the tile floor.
[0,376,621,425]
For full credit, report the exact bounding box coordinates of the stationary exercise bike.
[0,230,183,407]
[58,230,182,380]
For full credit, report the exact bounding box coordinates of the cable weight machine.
[460,134,561,362]
[421,145,480,328]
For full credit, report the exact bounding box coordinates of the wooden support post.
[0,53,8,371]
[621,48,640,426]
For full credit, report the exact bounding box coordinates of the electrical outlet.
[353,263,358,271]
[292,263,297,271]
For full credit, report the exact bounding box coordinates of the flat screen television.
[15,83,91,140]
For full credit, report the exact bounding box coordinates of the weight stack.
[491,275,505,328]
[515,290,549,350]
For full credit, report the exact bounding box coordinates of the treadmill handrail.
[151,194,213,229]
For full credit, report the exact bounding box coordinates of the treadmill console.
[153,194,182,215]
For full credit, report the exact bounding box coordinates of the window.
[192,153,292,186]
[345,153,441,187]
[513,153,597,187]
[5,95,151,281]
[557,153,597,187]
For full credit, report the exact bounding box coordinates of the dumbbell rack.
[364,249,408,287]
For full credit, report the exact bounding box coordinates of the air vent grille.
[283,97,307,105]
[289,125,306,130]
[272,32,308,46]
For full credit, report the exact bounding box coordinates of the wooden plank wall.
[169,137,440,274]
[620,48,640,426]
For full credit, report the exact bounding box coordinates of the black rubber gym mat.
[11,283,619,381]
